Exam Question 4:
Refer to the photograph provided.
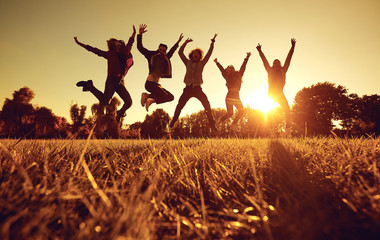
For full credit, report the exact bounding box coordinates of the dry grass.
[0,137,379,239]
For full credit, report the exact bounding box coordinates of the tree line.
[0,82,379,139]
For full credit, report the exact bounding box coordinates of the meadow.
[0,137,379,240]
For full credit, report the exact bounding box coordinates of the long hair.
[188,48,204,61]
[107,38,119,51]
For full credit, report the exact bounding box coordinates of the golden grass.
[0,137,379,239]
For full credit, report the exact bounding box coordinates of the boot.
[116,110,126,123]
[76,80,93,91]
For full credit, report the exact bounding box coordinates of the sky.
[0,0,379,125]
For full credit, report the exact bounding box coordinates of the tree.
[34,106,58,138]
[90,97,120,138]
[0,87,35,138]
[340,94,380,136]
[70,103,88,137]
[359,94,380,135]
[140,109,170,139]
[291,82,350,136]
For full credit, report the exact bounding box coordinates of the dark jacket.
[83,36,134,79]
[137,34,178,78]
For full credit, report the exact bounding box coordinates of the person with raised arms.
[138,24,183,111]
[214,52,251,131]
[74,26,136,123]
[169,34,218,132]
[256,38,296,127]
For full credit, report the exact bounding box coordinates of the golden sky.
[0,0,379,124]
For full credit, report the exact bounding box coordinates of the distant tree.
[0,87,35,138]
[34,106,58,138]
[54,116,70,138]
[340,94,380,136]
[359,94,380,136]
[140,109,170,139]
[90,97,120,138]
[213,108,230,137]
[291,82,350,136]
[188,110,214,138]
[70,103,88,137]
[170,118,189,139]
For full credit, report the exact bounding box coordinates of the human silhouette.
[214,52,251,130]
[256,38,296,125]
[169,34,218,131]
[74,26,136,123]
[137,24,183,111]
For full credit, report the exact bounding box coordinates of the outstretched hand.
[291,38,296,47]
[211,34,217,43]
[74,36,80,44]
[256,43,262,51]
[214,58,218,63]
[177,33,184,44]
[184,37,193,44]
[132,25,136,37]
[139,24,147,35]
[246,52,251,58]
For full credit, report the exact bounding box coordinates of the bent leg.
[220,98,234,121]
[276,93,290,120]
[115,84,132,116]
[146,81,174,104]
[88,85,106,104]
[170,88,192,127]
[101,78,118,106]
[232,99,244,125]
[195,89,216,127]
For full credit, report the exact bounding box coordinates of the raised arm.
[74,36,86,48]
[178,38,192,64]
[74,36,107,58]
[214,58,227,78]
[202,34,217,64]
[283,38,296,72]
[256,43,270,72]
[124,25,136,55]
[167,33,184,58]
[239,52,251,76]
[137,24,149,55]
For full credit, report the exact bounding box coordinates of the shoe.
[141,92,149,107]
[76,80,93,92]
[145,98,155,111]
[116,110,126,123]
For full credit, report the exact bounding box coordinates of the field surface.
[0,137,379,240]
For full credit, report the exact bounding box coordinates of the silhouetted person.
[256,38,296,125]
[169,35,218,131]
[138,24,183,111]
[214,52,251,131]
[74,26,136,123]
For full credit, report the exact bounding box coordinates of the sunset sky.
[1,0,379,125]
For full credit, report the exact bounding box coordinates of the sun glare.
[246,89,279,113]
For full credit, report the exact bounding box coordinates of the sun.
[246,89,279,113]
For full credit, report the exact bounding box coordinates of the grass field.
[0,137,379,240]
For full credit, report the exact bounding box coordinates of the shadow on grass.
[266,140,379,240]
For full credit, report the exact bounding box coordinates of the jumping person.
[74,26,136,123]
[137,24,183,111]
[169,34,218,131]
[256,38,296,125]
[214,52,251,130]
